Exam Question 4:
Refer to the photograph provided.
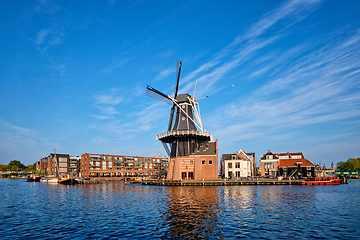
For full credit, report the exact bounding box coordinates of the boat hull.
[27,177,41,182]
[47,178,59,183]
[301,177,341,185]
[58,179,77,185]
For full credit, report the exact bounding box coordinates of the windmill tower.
[146,61,218,180]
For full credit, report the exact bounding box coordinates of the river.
[0,179,359,239]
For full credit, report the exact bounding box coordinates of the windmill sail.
[145,61,212,158]
[168,61,182,131]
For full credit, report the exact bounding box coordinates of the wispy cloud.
[34,28,52,44]
[89,102,168,141]
[209,28,360,148]
[92,89,123,118]
[155,67,175,80]
[94,89,122,105]
[96,58,130,74]
[179,0,323,97]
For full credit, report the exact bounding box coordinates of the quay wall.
[142,179,304,186]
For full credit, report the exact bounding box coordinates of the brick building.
[80,153,169,180]
[260,150,315,178]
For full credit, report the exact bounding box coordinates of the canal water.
[0,179,359,239]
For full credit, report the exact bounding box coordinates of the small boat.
[301,176,341,185]
[40,177,48,182]
[58,175,77,185]
[47,177,59,183]
[27,175,41,182]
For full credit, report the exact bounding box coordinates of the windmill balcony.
[156,130,213,141]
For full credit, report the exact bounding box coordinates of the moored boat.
[27,175,41,182]
[47,177,59,183]
[301,176,341,185]
[58,175,77,185]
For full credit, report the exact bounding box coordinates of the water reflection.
[164,186,222,239]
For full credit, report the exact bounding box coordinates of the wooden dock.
[142,179,304,186]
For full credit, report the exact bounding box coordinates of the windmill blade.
[174,60,182,98]
[145,85,173,105]
[168,61,182,131]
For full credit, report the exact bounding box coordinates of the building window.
[228,162,232,168]
[209,160,212,165]
[202,160,206,165]
[190,161,194,165]
[264,162,274,169]
[307,166,312,170]
[181,161,185,165]
[59,157,67,162]
[235,162,240,168]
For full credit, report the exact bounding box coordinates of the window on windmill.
[182,117,185,121]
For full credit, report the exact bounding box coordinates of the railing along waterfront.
[156,130,212,140]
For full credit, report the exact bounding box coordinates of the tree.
[0,164,8,171]
[7,160,26,171]
[26,164,36,170]
[336,161,349,171]
[336,158,360,171]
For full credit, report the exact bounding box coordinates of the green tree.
[336,157,360,171]
[348,158,360,171]
[336,161,349,171]
[7,160,26,171]
[0,164,8,171]
[26,164,36,170]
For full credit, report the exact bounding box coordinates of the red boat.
[301,176,341,185]
[27,175,41,182]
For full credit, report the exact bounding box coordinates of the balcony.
[156,130,213,141]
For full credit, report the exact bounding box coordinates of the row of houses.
[36,152,169,179]
[36,149,317,180]
[220,149,316,179]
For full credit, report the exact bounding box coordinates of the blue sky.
[1,0,359,167]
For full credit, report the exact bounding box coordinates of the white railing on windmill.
[145,60,211,141]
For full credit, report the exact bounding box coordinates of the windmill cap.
[175,94,192,103]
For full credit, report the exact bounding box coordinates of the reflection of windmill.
[146,61,218,180]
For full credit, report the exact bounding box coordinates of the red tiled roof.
[279,159,314,167]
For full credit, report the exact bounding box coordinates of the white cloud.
[35,28,52,44]
[156,67,175,80]
[94,89,122,105]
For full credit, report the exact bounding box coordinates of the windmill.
[146,61,213,158]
